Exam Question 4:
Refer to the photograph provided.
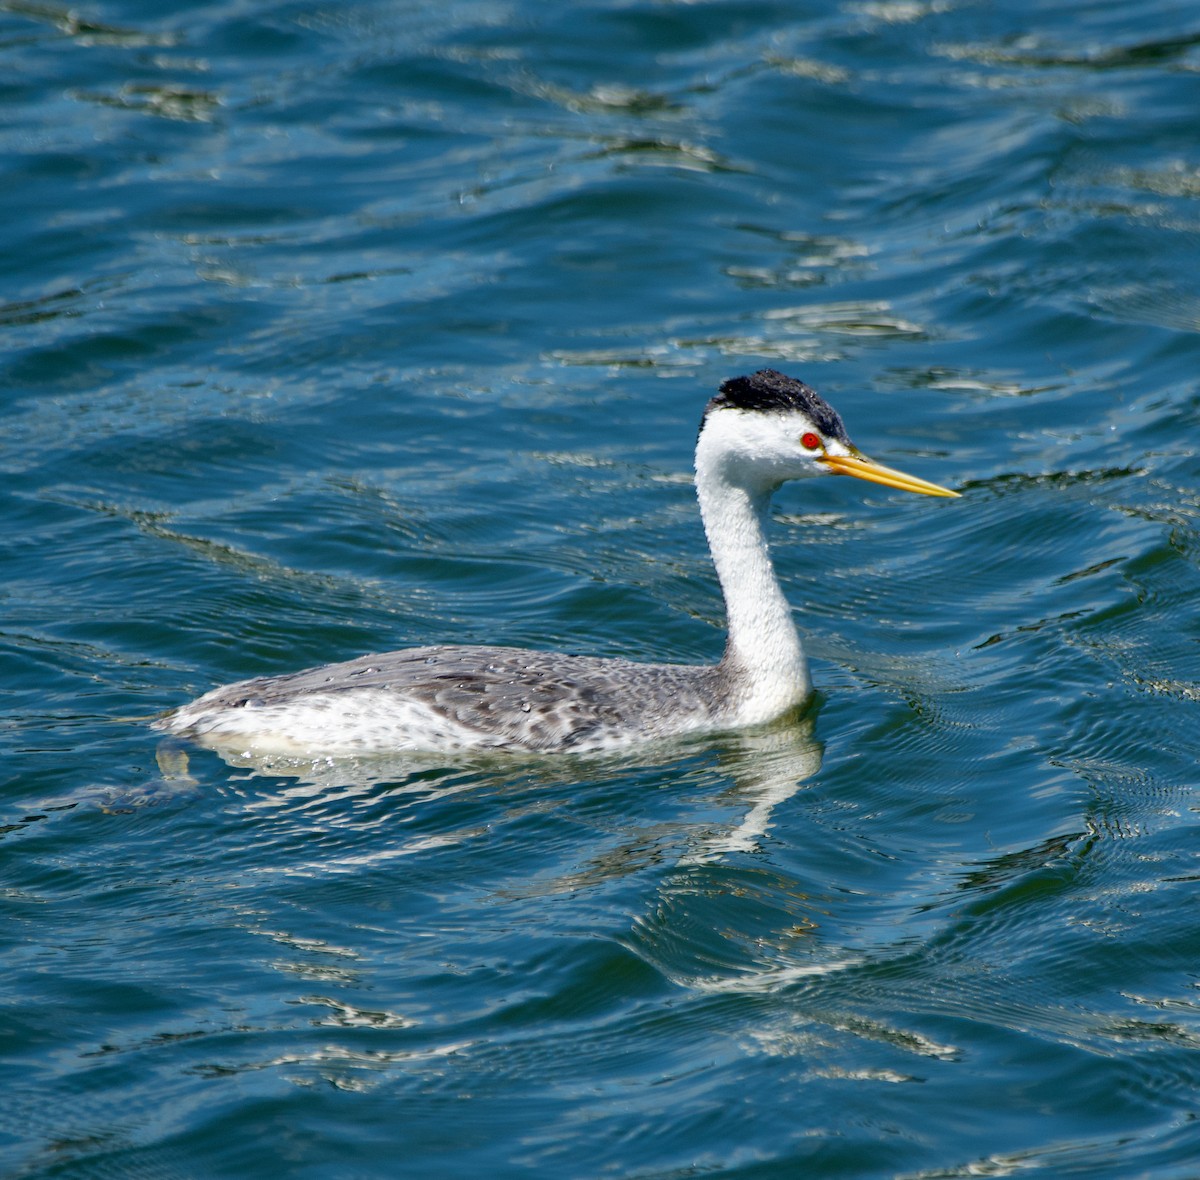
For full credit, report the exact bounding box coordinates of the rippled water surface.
[4,0,1200,1176]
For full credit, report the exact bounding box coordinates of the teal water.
[3,0,1200,1175]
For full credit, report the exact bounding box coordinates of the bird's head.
[696,369,959,499]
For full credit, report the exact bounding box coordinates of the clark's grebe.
[156,370,958,756]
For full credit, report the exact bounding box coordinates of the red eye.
[801,432,822,451]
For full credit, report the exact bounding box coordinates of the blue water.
[4,0,1200,1175]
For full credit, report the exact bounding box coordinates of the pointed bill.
[819,450,960,498]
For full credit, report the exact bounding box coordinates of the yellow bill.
[819,449,960,498]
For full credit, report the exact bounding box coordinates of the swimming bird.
[156,369,958,757]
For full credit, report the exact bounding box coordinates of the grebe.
[156,370,957,756]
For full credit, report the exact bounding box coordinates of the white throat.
[695,419,811,723]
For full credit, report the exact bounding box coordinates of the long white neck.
[694,435,811,723]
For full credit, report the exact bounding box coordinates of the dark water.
[4,0,1200,1175]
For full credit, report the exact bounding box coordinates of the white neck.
[695,436,811,723]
